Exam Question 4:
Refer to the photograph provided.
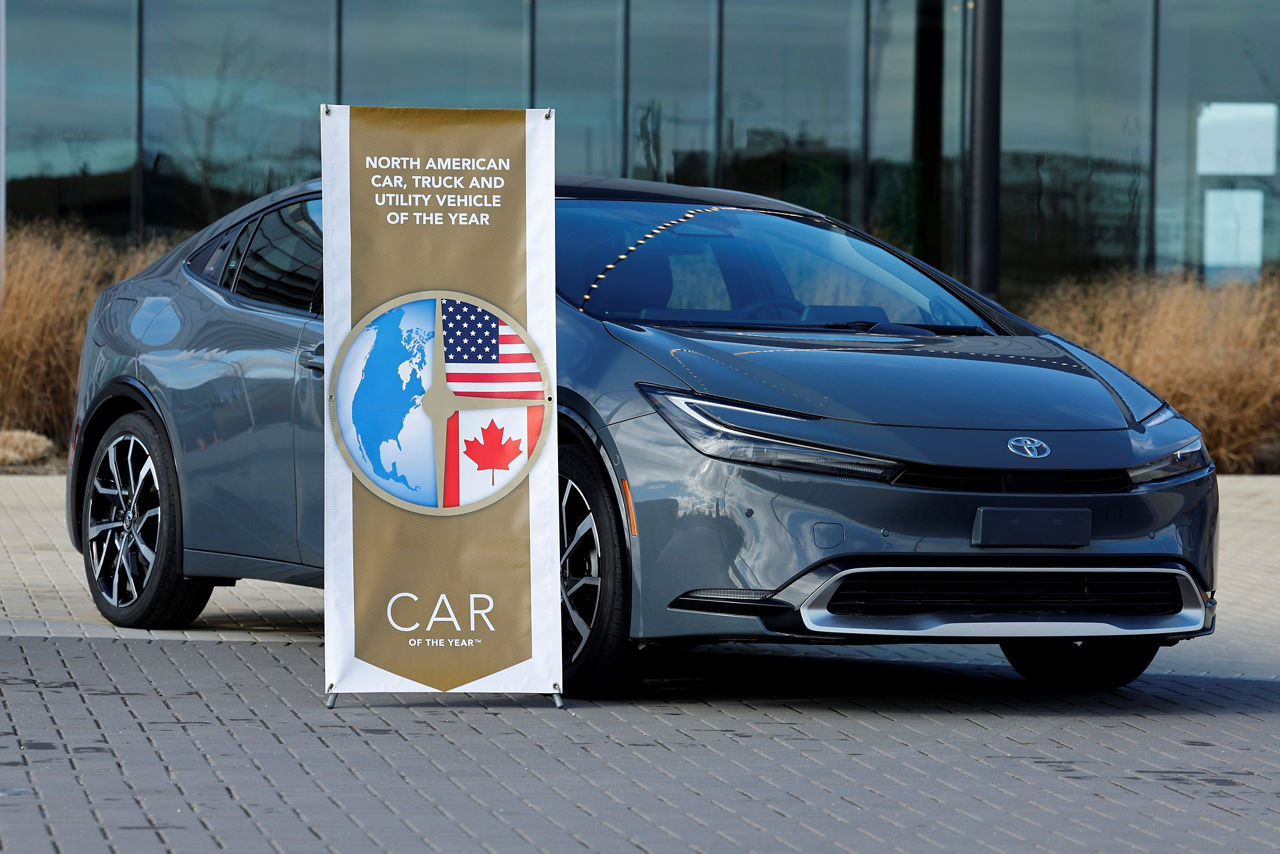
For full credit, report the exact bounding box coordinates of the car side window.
[219,224,255,291]
[188,230,227,281]
[185,223,245,285]
[305,199,324,315]
[232,199,322,312]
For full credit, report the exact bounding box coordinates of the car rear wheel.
[559,445,629,694]
[82,412,212,629]
[1000,638,1160,691]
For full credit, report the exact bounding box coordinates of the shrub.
[0,429,56,466]
[0,222,178,446]
[1021,273,1280,473]
[3,223,1278,473]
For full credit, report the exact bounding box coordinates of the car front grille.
[825,571,1183,618]
[891,464,1132,494]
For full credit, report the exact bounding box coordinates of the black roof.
[554,175,818,216]
[192,175,824,253]
[266,175,819,217]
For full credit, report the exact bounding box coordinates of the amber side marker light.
[620,479,639,537]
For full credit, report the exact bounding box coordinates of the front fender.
[66,378,175,552]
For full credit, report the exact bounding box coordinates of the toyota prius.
[67,176,1217,692]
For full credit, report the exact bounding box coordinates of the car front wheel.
[559,445,629,694]
[82,412,212,628]
[1000,638,1160,691]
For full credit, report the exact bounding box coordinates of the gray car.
[67,177,1218,692]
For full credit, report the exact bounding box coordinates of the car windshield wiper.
[638,319,996,335]
[647,320,863,331]
[909,324,996,336]
[827,321,937,336]
[639,319,759,329]
[819,320,883,331]
[820,321,995,336]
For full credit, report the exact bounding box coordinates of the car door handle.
[299,345,325,373]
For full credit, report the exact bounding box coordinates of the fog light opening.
[685,588,773,601]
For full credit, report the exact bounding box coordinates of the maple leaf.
[463,419,523,485]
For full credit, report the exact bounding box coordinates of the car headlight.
[1127,438,1212,485]
[639,385,904,481]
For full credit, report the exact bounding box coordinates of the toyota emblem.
[1007,436,1051,458]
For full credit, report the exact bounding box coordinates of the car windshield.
[556,200,994,332]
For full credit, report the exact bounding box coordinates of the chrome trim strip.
[797,566,1208,638]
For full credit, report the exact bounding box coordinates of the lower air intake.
[826,571,1183,618]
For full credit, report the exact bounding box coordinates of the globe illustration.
[333,293,551,514]
[334,298,440,507]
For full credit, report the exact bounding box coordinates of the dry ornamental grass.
[1021,274,1280,473]
[0,222,178,446]
[2,222,1278,472]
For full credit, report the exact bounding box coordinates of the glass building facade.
[5,1,1280,297]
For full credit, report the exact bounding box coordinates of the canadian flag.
[442,406,545,508]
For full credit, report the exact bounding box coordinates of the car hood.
[605,324,1163,431]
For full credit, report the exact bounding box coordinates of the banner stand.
[320,105,561,705]
[322,687,565,710]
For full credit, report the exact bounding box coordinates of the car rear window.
[556,199,991,331]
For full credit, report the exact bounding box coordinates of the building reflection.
[4,0,1279,297]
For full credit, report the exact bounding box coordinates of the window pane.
[559,200,988,329]
[628,0,716,186]
[866,0,967,274]
[1155,3,1280,282]
[720,0,865,222]
[189,227,237,283]
[535,0,623,176]
[220,224,254,291]
[141,1,332,230]
[1001,0,1154,297]
[342,1,529,109]
[668,248,731,310]
[234,201,323,311]
[760,229,983,326]
[5,0,136,232]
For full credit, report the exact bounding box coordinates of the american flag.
[442,298,544,399]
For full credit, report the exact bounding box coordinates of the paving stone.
[1,475,1279,851]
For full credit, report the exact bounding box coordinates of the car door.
[296,314,325,567]
[168,197,323,567]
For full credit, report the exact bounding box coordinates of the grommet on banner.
[544,108,553,120]
[324,104,331,116]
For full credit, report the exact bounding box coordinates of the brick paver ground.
[1,475,1277,852]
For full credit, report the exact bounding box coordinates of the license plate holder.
[971,507,1092,548]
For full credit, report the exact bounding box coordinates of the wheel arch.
[69,379,179,553]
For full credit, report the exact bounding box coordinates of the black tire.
[1000,638,1160,691]
[81,412,212,629]
[559,444,630,695]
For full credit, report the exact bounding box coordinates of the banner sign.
[321,106,559,694]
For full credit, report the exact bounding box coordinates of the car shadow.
[609,642,1280,715]
[190,614,325,634]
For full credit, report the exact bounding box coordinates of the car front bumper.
[609,412,1219,643]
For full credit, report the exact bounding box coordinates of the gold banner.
[343,107,535,690]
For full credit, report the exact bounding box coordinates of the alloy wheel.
[559,473,602,663]
[85,433,161,608]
